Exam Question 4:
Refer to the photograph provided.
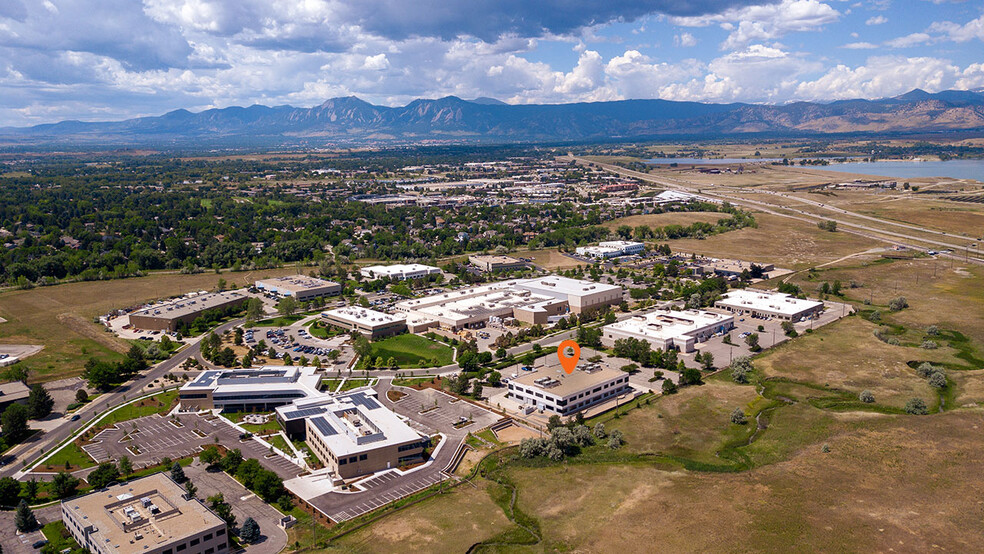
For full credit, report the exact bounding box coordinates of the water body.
[818,160,984,181]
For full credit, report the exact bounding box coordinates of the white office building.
[602,309,734,353]
[360,264,441,281]
[576,240,645,259]
[715,290,824,321]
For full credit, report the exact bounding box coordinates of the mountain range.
[3,89,984,147]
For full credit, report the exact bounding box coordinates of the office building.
[255,275,341,301]
[321,307,407,339]
[602,309,734,353]
[0,381,30,411]
[715,290,824,321]
[178,367,323,412]
[575,241,645,259]
[468,255,526,272]
[360,264,441,281]
[507,366,631,416]
[516,275,622,315]
[128,292,247,332]
[61,473,227,554]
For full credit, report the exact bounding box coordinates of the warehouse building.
[360,264,441,281]
[602,309,734,353]
[255,275,341,301]
[507,365,631,416]
[517,275,622,315]
[575,240,645,259]
[468,255,526,272]
[178,366,323,412]
[128,292,247,332]
[62,473,227,554]
[321,307,408,339]
[715,289,824,321]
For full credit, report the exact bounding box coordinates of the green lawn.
[100,390,179,427]
[220,412,282,434]
[41,521,84,553]
[368,334,454,368]
[266,433,290,453]
[41,441,95,471]
[323,378,373,392]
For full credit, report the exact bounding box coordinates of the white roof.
[717,290,822,316]
[598,241,643,249]
[182,366,322,398]
[605,309,732,341]
[322,306,405,327]
[304,392,423,457]
[515,275,621,298]
[362,263,439,275]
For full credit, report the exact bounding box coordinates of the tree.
[222,448,244,474]
[1,404,29,443]
[607,430,623,450]
[51,471,80,499]
[75,389,89,403]
[487,371,502,387]
[0,477,21,507]
[240,516,261,543]
[118,455,133,477]
[744,332,760,351]
[277,296,298,317]
[495,347,507,359]
[904,398,928,415]
[679,368,703,386]
[208,493,237,528]
[698,351,714,371]
[244,297,264,322]
[15,500,37,532]
[730,356,753,384]
[928,371,947,389]
[352,334,372,360]
[170,462,186,483]
[200,445,221,466]
[572,425,594,446]
[859,390,875,403]
[593,423,607,439]
[88,462,120,489]
[547,415,563,430]
[730,408,747,425]
[26,384,54,420]
[661,379,678,394]
[472,381,483,399]
[184,479,198,499]
[252,469,285,502]
[888,296,909,311]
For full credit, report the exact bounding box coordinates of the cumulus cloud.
[671,0,840,49]
[674,32,698,47]
[842,41,879,49]
[794,55,964,99]
[929,15,984,42]
[865,15,887,25]
[885,32,932,48]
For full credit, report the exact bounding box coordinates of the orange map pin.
[557,339,580,374]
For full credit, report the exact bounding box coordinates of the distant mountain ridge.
[4,89,984,146]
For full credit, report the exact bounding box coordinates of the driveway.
[184,462,288,554]
[0,504,61,554]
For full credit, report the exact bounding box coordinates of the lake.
[646,158,785,165]
[818,160,984,181]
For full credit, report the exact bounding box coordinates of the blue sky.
[1,0,982,127]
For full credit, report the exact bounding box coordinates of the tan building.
[508,365,631,416]
[255,275,341,301]
[0,380,30,412]
[468,254,526,272]
[61,473,227,554]
[715,289,823,321]
[129,292,247,332]
[295,391,428,480]
[516,276,622,315]
[602,309,734,353]
[320,307,407,339]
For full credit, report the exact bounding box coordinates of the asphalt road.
[1,317,246,479]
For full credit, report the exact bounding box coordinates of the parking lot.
[326,469,447,522]
[77,412,304,479]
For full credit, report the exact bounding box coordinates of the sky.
[1,0,983,127]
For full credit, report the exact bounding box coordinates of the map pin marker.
[557,339,580,374]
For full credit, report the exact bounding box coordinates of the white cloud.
[842,41,879,49]
[671,0,840,49]
[865,15,887,25]
[929,15,984,42]
[362,53,389,70]
[794,55,963,99]
[885,32,932,48]
[674,32,697,47]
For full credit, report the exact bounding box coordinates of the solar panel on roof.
[349,393,380,410]
[310,416,337,436]
[282,407,325,420]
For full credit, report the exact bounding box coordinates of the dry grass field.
[665,212,879,269]
[600,211,726,229]
[521,248,584,270]
[0,267,298,382]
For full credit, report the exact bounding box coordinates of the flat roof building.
[255,275,341,301]
[507,365,631,416]
[129,292,247,332]
[61,473,227,554]
[321,307,407,339]
[468,255,526,272]
[0,380,30,412]
[516,275,622,315]
[576,240,645,259]
[360,264,441,281]
[602,309,734,353]
[288,391,428,480]
[715,289,824,321]
[179,366,323,412]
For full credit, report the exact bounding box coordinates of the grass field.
[253,314,306,327]
[323,377,373,392]
[518,248,584,270]
[220,411,282,434]
[665,212,879,269]
[601,211,726,229]
[368,334,454,368]
[0,267,299,383]
[100,390,179,426]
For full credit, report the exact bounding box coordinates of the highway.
[573,156,984,264]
